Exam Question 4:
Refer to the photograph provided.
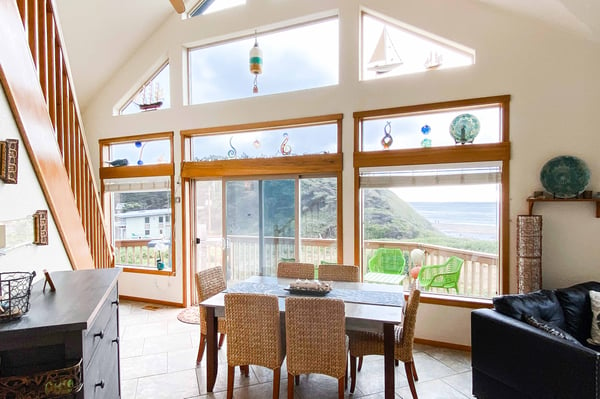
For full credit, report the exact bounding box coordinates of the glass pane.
[361,105,501,151]
[360,167,499,299]
[189,17,338,104]
[112,189,172,271]
[300,177,337,263]
[264,179,296,266]
[191,123,337,161]
[190,0,245,16]
[108,139,171,166]
[361,13,474,81]
[195,180,223,272]
[226,180,260,282]
[121,64,170,115]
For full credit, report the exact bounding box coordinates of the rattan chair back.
[196,266,227,335]
[285,297,347,379]
[317,264,360,282]
[277,262,315,280]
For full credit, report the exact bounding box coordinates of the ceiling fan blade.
[169,0,185,14]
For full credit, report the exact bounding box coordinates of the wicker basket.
[0,272,36,322]
[0,359,83,399]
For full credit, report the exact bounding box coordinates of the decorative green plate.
[449,113,480,144]
[540,155,590,198]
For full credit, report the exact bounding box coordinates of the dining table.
[200,275,406,399]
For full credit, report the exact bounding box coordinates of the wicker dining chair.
[196,266,227,365]
[347,287,421,399]
[225,293,285,399]
[285,297,347,399]
[277,262,316,280]
[317,264,360,282]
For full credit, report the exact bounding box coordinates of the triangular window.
[119,62,170,115]
[361,10,475,80]
[189,0,246,17]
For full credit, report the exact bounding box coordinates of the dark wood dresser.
[0,268,121,398]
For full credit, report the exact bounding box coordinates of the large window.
[354,96,510,300]
[188,16,339,104]
[100,133,175,274]
[182,114,343,284]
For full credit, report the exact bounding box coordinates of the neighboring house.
[114,209,171,240]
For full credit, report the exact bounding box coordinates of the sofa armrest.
[472,308,599,399]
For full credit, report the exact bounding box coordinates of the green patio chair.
[417,256,464,293]
[367,248,405,275]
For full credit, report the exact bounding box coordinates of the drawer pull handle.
[95,380,105,389]
[94,330,104,339]
[112,337,120,344]
[111,300,119,306]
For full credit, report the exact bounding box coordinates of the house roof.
[54,0,600,111]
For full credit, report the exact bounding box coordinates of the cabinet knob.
[112,337,120,344]
[95,380,105,389]
[94,330,104,339]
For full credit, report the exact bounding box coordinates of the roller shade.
[103,176,171,192]
[360,162,501,188]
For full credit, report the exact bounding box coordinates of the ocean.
[408,202,498,241]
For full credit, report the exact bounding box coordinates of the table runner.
[226,281,404,307]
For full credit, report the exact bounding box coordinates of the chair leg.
[287,372,295,399]
[349,355,357,393]
[218,333,226,349]
[272,367,281,399]
[239,365,249,376]
[337,377,344,399]
[404,361,418,399]
[295,375,300,385]
[357,355,363,371]
[196,334,206,365]
[412,360,418,381]
[227,365,235,399]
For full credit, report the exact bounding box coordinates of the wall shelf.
[527,197,600,218]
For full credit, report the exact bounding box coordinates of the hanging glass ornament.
[228,137,237,158]
[249,32,263,94]
[280,133,292,155]
[135,141,146,165]
[420,124,432,148]
[253,139,261,149]
[380,121,393,149]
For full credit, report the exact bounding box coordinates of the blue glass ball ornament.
[137,160,144,165]
[421,125,431,135]
[135,141,142,148]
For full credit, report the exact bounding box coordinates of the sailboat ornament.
[367,26,403,74]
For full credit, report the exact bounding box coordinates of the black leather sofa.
[471,281,600,399]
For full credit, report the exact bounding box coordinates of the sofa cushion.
[555,281,600,343]
[521,314,582,346]
[493,290,565,328]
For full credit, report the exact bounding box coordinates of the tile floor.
[119,300,475,399]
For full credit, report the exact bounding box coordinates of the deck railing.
[114,234,496,298]
[16,0,113,268]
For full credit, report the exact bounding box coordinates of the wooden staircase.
[0,0,113,269]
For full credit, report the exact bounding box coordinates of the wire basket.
[0,359,83,399]
[0,272,36,322]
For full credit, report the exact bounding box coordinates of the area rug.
[177,306,200,324]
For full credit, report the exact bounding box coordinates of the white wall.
[0,86,72,280]
[81,0,600,345]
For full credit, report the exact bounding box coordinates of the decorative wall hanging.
[280,133,292,155]
[33,210,48,245]
[0,139,18,184]
[136,82,163,111]
[539,155,590,198]
[517,215,542,294]
[449,113,480,144]
[249,32,263,93]
[420,124,432,147]
[380,121,393,149]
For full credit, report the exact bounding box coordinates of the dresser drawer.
[83,286,118,368]
[83,314,120,398]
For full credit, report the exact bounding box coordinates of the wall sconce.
[33,210,48,245]
[0,139,18,184]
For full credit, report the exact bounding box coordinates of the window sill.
[120,266,175,277]
[417,292,493,309]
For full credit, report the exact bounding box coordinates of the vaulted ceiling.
[54,0,600,111]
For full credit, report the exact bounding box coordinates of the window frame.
[353,95,510,306]
[181,114,344,265]
[99,131,176,276]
